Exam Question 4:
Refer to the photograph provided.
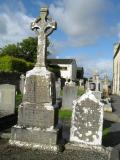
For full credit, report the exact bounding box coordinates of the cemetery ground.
[0,94,120,159]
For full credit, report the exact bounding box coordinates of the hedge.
[0,55,34,73]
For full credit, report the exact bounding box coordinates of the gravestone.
[79,79,83,86]
[91,91,102,100]
[66,90,115,160]
[0,84,15,117]
[10,7,61,151]
[62,81,77,109]
[55,78,61,99]
[19,74,25,94]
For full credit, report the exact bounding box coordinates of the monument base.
[9,125,62,151]
[65,143,119,160]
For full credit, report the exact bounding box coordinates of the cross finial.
[31,7,57,67]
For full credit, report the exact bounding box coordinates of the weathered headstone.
[79,79,83,86]
[66,91,115,159]
[19,74,25,94]
[55,78,61,99]
[70,90,103,145]
[0,84,15,117]
[10,7,61,151]
[62,82,77,109]
[91,91,102,100]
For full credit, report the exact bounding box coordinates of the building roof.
[48,59,75,64]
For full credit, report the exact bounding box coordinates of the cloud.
[49,0,120,47]
[0,2,34,47]
[66,54,113,79]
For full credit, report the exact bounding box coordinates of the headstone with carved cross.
[9,7,62,151]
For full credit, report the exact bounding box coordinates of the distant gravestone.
[20,74,25,94]
[62,83,77,109]
[70,90,103,145]
[55,78,61,99]
[91,91,102,100]
[0,84,15,117]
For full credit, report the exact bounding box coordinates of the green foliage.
[59,109,72,120]
[18,37,37,62]
[48,64,60,79]
[1,44,20,57]
[1,37,51,63]
[103,128,110,137]
[77,67,84,79]
[16,94,22,108]
[0,55,33,73]
[77,87,85,97]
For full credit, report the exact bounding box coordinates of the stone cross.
[31,7,56,67]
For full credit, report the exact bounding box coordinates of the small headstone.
[79,79,83,86]
[0,84,15,117]
[55,78,61,99]
[62,82,77,109]
[70,90,103,145]
[20,74,25,94]
[91,91,102,100]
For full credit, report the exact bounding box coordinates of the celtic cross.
[31,7,57,67]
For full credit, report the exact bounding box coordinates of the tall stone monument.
[10,7,61,151]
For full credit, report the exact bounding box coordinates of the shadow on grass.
[103,131,120,147]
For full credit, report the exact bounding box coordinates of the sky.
[0,0,120,79]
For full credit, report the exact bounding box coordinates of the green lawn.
[77,87,85,97]
[103,128,110,137]
[59,109,72,120]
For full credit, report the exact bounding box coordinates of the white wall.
[113,47,120,95]
[57,61,77,80]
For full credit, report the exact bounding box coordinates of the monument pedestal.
[10,125,61,151]
[10,67,62,151]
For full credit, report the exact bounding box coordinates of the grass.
[77,87,85,97]
[59,109,72,120]
[16,94,22,107]
[103,128,110,137]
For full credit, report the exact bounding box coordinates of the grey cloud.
[0,2,34,47]
[0,17,7,35]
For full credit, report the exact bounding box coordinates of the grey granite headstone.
[0,84,15,117]
[10,7,61,151]
[62,83,77,109]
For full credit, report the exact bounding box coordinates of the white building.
[113,43,120,95]
[48,59,77,80]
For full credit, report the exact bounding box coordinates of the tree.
[1,44,20,57]
[19,37,37,62]
[1,37,50,63]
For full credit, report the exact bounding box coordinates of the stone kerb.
[70,90,103,146]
